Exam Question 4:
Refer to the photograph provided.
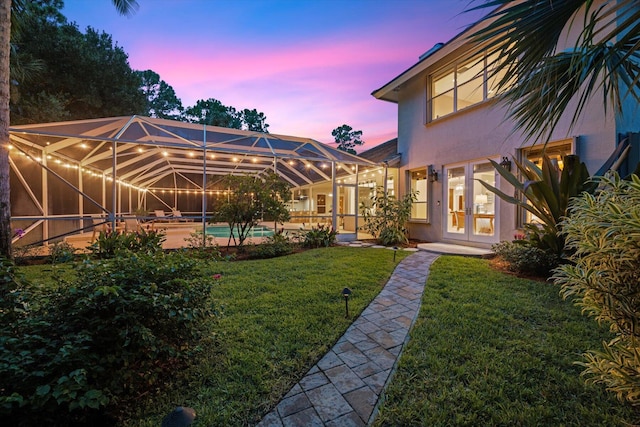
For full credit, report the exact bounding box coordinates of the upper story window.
[429,51,510,121]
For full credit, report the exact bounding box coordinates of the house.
[371,1,640,248]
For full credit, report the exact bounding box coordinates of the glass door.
[444,160,498,244]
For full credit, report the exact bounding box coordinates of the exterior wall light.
[342,287,352,318]
[500,156,512,172]
[428,165,439,182]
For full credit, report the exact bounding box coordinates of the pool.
[205,225,274,238]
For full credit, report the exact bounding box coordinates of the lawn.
[373,256,638,426]
[18,246,406,426]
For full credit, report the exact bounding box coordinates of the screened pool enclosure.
[8,116,387,247]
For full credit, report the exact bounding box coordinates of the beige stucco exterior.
[374,0,638,248]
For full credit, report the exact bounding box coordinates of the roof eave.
[371,7,498,102]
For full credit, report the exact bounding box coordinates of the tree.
[182,99,271,132]
[182,98,242,128]
[469,0,640,143]
[212,172,290,250]
[331,124,364,154]
[241,108,269,132]
[0,0,139,258]
[0,0,11,258]
[136,69,183,119]
[11,13,146,124]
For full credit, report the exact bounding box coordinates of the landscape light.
[342,287,352,318]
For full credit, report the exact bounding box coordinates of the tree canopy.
[331,124,364,154]
[183,98,270,132]
[10,1,146,124]
[136,69,183,120]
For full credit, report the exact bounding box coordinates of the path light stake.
[393,246,398,262]
[342,287,352,318]
[161,406,196,427]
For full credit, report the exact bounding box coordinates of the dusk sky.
[61,0,485,150]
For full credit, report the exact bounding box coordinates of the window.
[429,51,513,121]
[519,140,573,225]
[410,169,428,220]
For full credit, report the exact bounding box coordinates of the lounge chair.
[124,218,140,233]
[91,218,109,242]
[154,210,171,222]
[171,209,192,222]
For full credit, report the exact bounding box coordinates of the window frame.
[408,168,429,222]
[516,138,576,228]
[428,51,508,122]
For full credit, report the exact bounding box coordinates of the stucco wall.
[396,65,621,246]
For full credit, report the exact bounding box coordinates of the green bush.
[481,154,596,256]
[0,251,217,425]
[88,228,165,259]
[183,232,225,260]
[300,224,337,248]
[492,240,559,276]
[248,230,294,259]
[554,173,640,405]
[49,241,77,264]
[360,188,417,246]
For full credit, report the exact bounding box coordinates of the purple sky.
[61,0,484,150]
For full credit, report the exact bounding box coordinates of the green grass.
[60,246,407,426]
[373,256,638,426]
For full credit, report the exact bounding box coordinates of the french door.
[443,160,499,244]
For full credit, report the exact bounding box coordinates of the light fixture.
[342,287,352,318]
[428,165,439,182]
[161,406,196,427]
[500,156,512,172]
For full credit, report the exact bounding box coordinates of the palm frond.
[111,0,139,17]
[468,0,640,143]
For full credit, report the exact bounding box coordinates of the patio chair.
[172,209,192,222]
[124,218,141,233]
[91,218,109,242]
[154,210,171,222]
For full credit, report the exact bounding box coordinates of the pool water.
[205,225,274,238]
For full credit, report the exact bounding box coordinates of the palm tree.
[469,0,640,143]
[0,0,138,259]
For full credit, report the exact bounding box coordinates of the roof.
[358,138,400,166]
[9,115,376,190]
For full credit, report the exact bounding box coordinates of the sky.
[61,0,485,150]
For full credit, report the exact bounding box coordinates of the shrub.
[492,240,559,276]
[183,231,225,260]
[88,228,165,259]
[49,241,77,264]
[300,224,337,248]
[360,188,417,246]
[248,230,294,259]
[0,251,217,425]
[553,173,640,405]
[481,154,596,256]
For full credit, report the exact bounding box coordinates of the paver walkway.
[257,250,440,426]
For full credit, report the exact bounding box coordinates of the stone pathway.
[257,250,440,426]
